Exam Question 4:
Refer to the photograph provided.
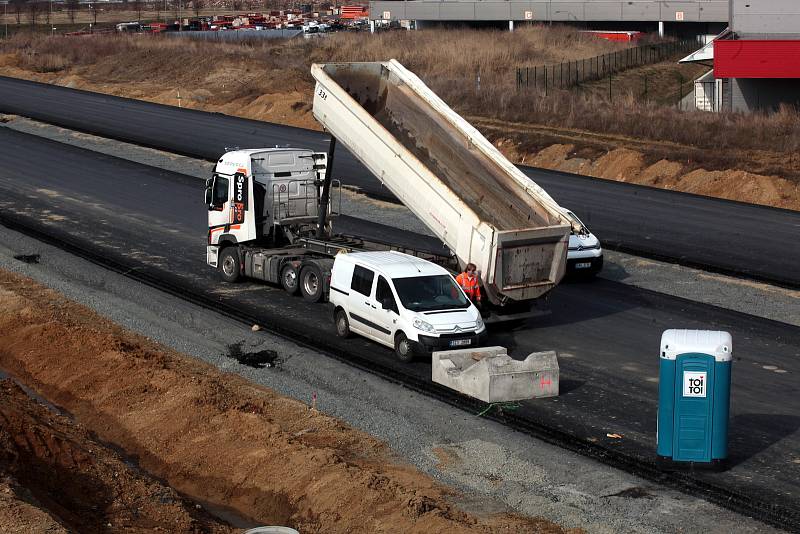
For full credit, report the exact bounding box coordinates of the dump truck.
[205,60,573,313]
[310,60,573,305]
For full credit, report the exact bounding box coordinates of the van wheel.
[394,332,415,363]
[219,247,241,283]
[280,264,299,294]
[300,264,324,303]
[335,309,351,338]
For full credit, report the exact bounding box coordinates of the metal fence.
[515,39,698,93]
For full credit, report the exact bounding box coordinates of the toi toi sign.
[683,371,707,397]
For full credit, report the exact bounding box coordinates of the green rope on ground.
[476,401,521,417]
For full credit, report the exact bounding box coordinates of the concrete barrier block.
[432,347,559,403]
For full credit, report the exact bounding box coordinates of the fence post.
[544,66,547,96]
[644,75,648,102]
[608,72,612,100]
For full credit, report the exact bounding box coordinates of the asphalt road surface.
[1,127,798,523]
[1,76,798,287]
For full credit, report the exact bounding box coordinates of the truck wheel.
[280,264,299,295]
[300,264,324,303]
[335,309,351,338]
[219,247,241,283]
[394,332,415,363]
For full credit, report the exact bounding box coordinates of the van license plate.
[449,339,472,347]
[575,262,592,269]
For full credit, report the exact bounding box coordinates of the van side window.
[351,265,375,296]
[376,276,398,314]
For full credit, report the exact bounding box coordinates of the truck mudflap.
[206,246,219,268]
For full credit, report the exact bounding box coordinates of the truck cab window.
[351,265,374,296]
[376,276,398,313]
[212,175,229,206]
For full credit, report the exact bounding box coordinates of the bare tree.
[65,0,79,24]
[193,0,204,17]
[232,0,243,12]
[89,2,98,26]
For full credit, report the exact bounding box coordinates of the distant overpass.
[369,1,729,25]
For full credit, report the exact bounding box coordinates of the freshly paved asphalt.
[1,127,798,521]
[1,75,798,287]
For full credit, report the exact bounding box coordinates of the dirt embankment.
[0,379,234,532]
[0,270,569,534]
[484,120,799,211]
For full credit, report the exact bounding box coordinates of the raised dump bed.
[311,60,571,305]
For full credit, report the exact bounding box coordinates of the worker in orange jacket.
[455,263,481,306]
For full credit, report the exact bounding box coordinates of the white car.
[563,209,603,275]
[329,251,487,362]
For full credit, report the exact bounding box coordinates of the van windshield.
[392,275,471,312]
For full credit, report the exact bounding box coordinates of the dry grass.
[2,30,800,177]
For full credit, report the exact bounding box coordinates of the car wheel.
[300,264,324,303]
[280,264,299,294]
[335,309,351,338]
[394,332,415,363]
[218,247,241,283]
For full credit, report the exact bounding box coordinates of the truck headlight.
[413,318,435,333]
[476,316,485,332]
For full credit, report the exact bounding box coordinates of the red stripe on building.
[714,40,800,79]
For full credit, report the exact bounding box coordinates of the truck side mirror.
[205,187,213,207]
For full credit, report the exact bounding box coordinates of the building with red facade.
[713,0,800,111]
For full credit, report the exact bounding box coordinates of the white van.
[329,251,487,362]
[562,208,603,275]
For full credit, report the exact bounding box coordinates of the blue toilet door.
[672,354,715,462]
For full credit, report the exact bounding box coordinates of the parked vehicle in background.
[563,209,603,276]
[330,251,486,362]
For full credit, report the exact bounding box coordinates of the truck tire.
[335,309,351,338]
[219,247,241,283]
[300,264,324,303]
[280,264,299,295]
[394,332,415,363]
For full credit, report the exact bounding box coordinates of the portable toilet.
[657,329,732,465]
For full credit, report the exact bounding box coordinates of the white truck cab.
[329,251,487,362]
